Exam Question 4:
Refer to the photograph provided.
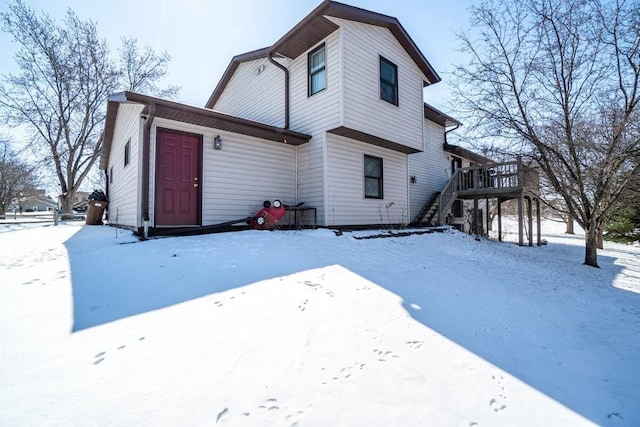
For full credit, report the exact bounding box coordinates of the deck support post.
[536,198,541,246]
[527,196,533,246]
[486,198,491,234]
[497,198,502,242]
[518,196,524,246]
[473,197,480,235]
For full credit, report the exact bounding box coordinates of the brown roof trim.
[424,103,461,128]
[206,1,441,109]
[100,91,311,170]
[271,1,440,83]
[204,47,272,110]
[443,143,494,165]
[328,126,421,154]
[268,1,340,62]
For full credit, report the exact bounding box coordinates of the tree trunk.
[565,215,574,234]
[596,228,604,250]
[60,195,74,220]
[584,225,600,267]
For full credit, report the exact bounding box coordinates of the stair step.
[413,191,441,224]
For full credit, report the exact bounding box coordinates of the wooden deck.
[438,159,540,225]
[410,157,541,246]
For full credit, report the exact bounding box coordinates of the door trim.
[154,127,203,227]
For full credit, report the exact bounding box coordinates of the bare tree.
[0,1,179,219]
[453,0,640,267]
[0,139,38,218]
[119,37,180,99]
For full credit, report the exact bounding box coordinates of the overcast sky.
[0,0,474,111]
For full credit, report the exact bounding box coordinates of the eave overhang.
[443,143,494,166]
[205,1,441,109]
[328,126,421,154]
[100,91,311,170]
[424,103,462,128]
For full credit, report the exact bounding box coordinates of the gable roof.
[100,91,311,170]
[205,0,441,109]
[424,103,461,128]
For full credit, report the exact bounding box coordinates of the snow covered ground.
[1,220,638,426]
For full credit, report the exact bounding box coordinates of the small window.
[124,139,130,167]
[364,155,383,199]
[308,44,326,96]
[379,56,398,105]
[109,167,113,184]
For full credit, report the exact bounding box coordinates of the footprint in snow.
[489,398,507,412]
[93,351,106,365]
[286,410,305,426]
[489,375,508,412]
[373,349,399,361]
[216,407,229,423]
[258,399,280,412]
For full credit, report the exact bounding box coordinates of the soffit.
[328,126,421,154]
[424,103,461,128]
[101,92,311,170]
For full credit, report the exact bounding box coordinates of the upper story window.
[379,56,398,105]
[308,43,326,96]
[364,154,383,199]
[124,139,131,167]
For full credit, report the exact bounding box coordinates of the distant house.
[101,1,539,242]
[22,190,58,212]
[57,191,90,212]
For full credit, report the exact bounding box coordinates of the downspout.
[268,51,289,129]
[443,123,460,147]
[443,122,461,175]
[104,169,109,221]
[440,123,461,226]
[142,101,157,238]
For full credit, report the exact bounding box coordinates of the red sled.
[250,200,286,230]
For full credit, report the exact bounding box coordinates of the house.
[20,190,58,212]
[57,191,91,212]
[100,0,539,242]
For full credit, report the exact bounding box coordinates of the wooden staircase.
[411,158,541,235]
[412,191,441,226]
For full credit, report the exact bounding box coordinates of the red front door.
[155,130,200,226]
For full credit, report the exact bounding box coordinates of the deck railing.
[436,159,540,224]
[437,170,459,225]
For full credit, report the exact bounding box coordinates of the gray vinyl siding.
[296,140,325,224]
[339,18,425,153]
[289,30,342,225]
[149,118,296,226]
[213,57,286,128]
[289,31,341,135]
[408,119,450,219]
[107,103,144,228]
[202,132,296,225]
[326,133,408,226]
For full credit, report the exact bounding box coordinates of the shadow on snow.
[64,226,640,426]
